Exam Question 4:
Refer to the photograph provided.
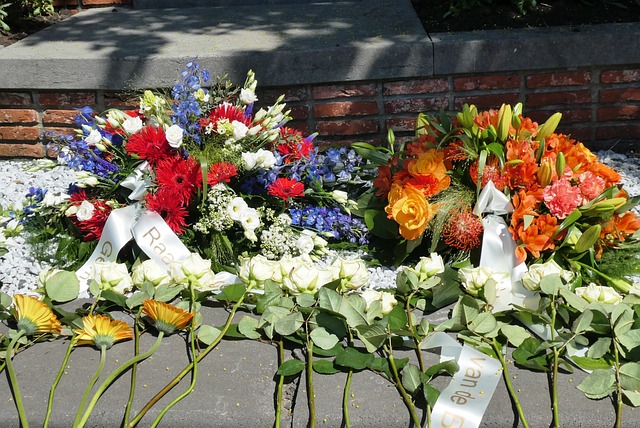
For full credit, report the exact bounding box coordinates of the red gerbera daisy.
[144,190,189,234]
[200,103,251,131]
[154,156,202,206]
[268,178,305,200]
[125,125,174,166]
[207,162,238,186]
[68,191,113,241]
[443,209,484,251]
[273,127,314,163]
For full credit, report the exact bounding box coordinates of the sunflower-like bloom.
[75,314,134,350]
[12,294,62,336]
[142,300,194,335]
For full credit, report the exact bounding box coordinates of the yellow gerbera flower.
[142,299,194,335]
[75,314,133,350]
[12,294,62,336]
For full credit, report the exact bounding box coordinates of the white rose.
[458,266,508,297]
[227,197,249,221]
[231,120,249,141]
[361,289,382,310]
[170,253,213,286]
[415,253,445,279]
[90,261,133,294]
[296,233,315,255]
[123,116,143,134]
[37,268,63,289]
[255,149,276,169]
[521,260,575,292]
[132,259,170,287]
[282,264,335,295]
[240,88,258,105]
[380,291,398,314]
[193,270,240,292]
[242,152,258,170]
[76,200,95,222]
[84,129,102,145]
[238,255,278,287]
[239,207,260,231]
[360,289,397,314]
[333,258,369,292]
[575,283,623,305]
[165,124,184,148]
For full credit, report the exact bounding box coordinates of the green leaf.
[101,289,127,307]
[318,287,342,313]
[339,294,368,328]
[296,293,316,308]
[45,270,80,303]
[220,283,246,303]
[355,323,388,353]
[313,359,340,375]
[255,290,282,314]
[539,273,562,296]
[423,384,440,407]
[0,291,11,310]
[387,304,408,332]
[197,325,222,346]
[238,316,261,340]
[612,304,634,337]
[586,337,612,359]
[468,312,498,336]
[618,329,640,352]
[559,288,587,312]
[571,356,613,371]
[369,357,392,377]
[154,283,183,302]
[553,209,582,238]
[335,347,374,371]
[512,337,549,372]
[623,390,640,407]
[310,327,340,350]
[620,362,640,392]
[274,312,304,337]
[424,360,459,378]
[364,209,399,240]
[277,359,305,376]
[577,369,616,399]
[500,324,530,347]
[573,310,594,334]
[401,364,421,394]
[126,291,150,310]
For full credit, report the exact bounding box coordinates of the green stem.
[275,339,285,428]
[44,337,77,428]
[77,333,164,428]
[87,290,102,315]
[613,344,623,428]
[405,293,430,428]
[73,345,107,428]
[149,282,199,428]
[491,339,530,428]
[5,330,28,428]
[383,342,421,427]
[127,285,253,427]
[122,314,142,426]
[306,337,316,428]
[342,369,353,428]
[549,298,560,428]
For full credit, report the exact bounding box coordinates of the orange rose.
[385,184,434,240]
[406,149,451,196]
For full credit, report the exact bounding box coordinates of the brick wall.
[1,66,639,158]
[52,0,132,8]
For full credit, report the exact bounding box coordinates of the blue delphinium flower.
[171,60,210,144]
[290,205,369,245]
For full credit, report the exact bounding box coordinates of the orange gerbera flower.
[75,314,133,350]
[12,295,62,336]
[142,300,194,335]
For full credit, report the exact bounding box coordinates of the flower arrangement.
[3,67,640,427]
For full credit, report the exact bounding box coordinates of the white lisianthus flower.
[331,190,349,205]
[242,152,258,170]
[575,283,623,305]
[84,129,102,145]
[231,120,249,141]
[227,197,249,221]
[521,259,575,292]
[90,261,133,294]
[239,87,258,105]
[75,171,100,188]
[170,253,213,287]
[165,124,184,148]
[76,200,95,222]
[239,207,260,232]
[361,289,397,315]
[132,259,171,287]
[458,266,509,297]
[415,253,445,279]
[333,258,369,291]
[41,192,69,207]
[123,116,143,134]
[296,233,315,255]
[255,149,276,169]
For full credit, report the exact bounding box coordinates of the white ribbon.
[421,332,502,428]
[120,161,152,200]
[75,204,191,297]
[473,182,537,313]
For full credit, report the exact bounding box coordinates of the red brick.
[526,72,591,88]
[38,92,96,107]
[285,121,310,136]
[312,84,378,100]
[596,124,640,140]
[43,109,77,125]
[0,92,32,106]
[599,88,640,103]
[288,105,308,121]
[316,137,383,149]
[0,143,45,158]
[43,127,77,138]
[104,92,138,109]
[259,87,308,103]
[0,126,41,142]
[526,90,591,107]
[82,0,131,4]
[383,78,448,96]
[522,108,591,125]
[384,97,448,114]
[52,0,78,6]
[454,93,519,110]
[314,101,378,118]
[315,119,378,136]
[558,126,591,142]
[0,109,38,124]
[385,117,417,132]
[600,69,640,84]
[453,74,520,91]
[597,106,640,121]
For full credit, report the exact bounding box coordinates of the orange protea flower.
[443,209,484,251]
[443,140,467,162]
[469,156,509,191]
[75,314,133,349]
[11,295,62,336]
[385,183,434,240]
[142,300,194,335]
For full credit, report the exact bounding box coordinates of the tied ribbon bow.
[473,181,537,313]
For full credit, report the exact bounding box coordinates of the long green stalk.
[306,338,316,428]
[383,342,421,427]
[275,339,285,428]
[5,330,28,428]
[73,345,107,427]
[44,337,77,428]
[491,339,529,428]
[122,314,142,426]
